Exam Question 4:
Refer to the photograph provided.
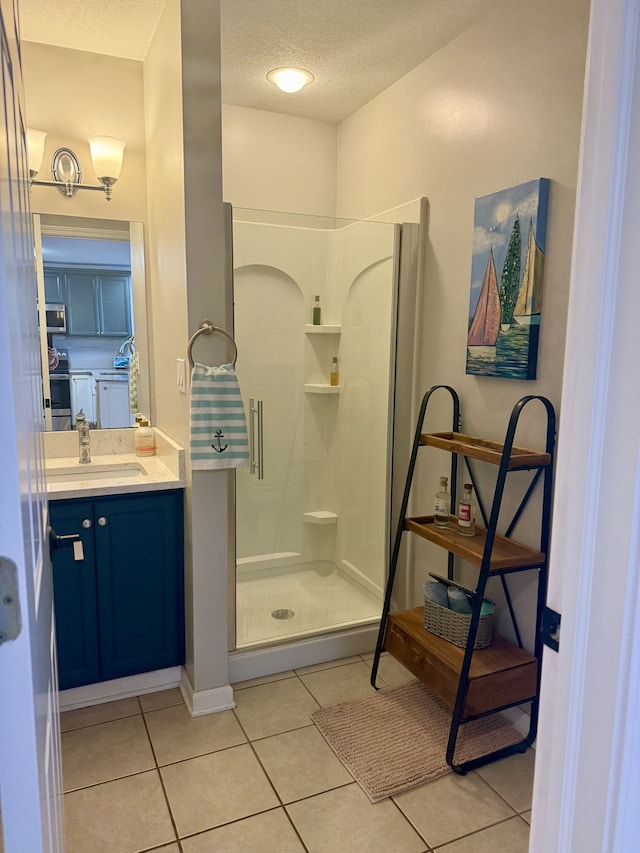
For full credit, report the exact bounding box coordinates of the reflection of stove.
[50,352,71,430]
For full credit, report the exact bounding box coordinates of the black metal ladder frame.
[370,385,556,775]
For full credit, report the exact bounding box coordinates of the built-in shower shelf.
[303,511,338,525]
[304,384,340,394]
[304,324,341,334]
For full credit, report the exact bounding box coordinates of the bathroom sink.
[46,462,145,483]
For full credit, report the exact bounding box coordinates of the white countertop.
[45,427,185,500]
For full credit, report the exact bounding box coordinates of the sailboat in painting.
[513,218,545,326]
[467,247,501,361]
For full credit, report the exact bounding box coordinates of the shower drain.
[271,608,295,620]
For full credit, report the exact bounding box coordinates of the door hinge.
[0,556,22,645]
[541,606,561,652]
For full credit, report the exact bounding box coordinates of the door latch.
[48,526,83,561]
[541,606,561,652]
[0,556,22,645]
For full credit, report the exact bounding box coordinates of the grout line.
[388,796,435,852]
[177,805,310,852]
[63,767,158,795]
[229,709,311,851]
[472,760,532,816]
[430,813,530,849]
[59,708,143,734]
[138,704,182,849]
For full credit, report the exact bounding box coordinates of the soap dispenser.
[135,419,155,457]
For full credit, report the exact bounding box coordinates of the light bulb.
[26,128,47,178]
[266,67,314,94]
[87,136,126,183]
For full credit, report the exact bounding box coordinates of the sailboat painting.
[466,178,550,379]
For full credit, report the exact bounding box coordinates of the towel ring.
[187,320,238,368]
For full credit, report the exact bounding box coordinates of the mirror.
[34,214,151,430]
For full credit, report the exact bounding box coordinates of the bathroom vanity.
[45,428,186,691]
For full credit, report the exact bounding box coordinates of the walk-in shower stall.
[229,205,423,667]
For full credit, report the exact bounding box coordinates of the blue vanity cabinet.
[49,500,101,690]
[50,489,185,690]
[94,491,185,681]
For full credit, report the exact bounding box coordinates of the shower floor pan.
[235,560,381,649]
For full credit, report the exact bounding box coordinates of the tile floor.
[58,653,535,852]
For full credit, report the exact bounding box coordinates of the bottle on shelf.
[135,419,156,457]
[434,475,451,528]
[457,483,476,536]
[312,295,322,325]
[330,356,339,386]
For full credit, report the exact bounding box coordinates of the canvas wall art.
[466,178,550,380]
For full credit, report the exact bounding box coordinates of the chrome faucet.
[75,410,91,464]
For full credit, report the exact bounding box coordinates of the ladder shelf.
[370,384,556,774]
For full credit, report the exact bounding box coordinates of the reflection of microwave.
[45,303,66,334]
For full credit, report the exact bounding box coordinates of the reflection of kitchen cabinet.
[99,273,133,336]
[70,372,97,426]
[46,267,132,337]
[44,270,64,303]
[50,490,185,690]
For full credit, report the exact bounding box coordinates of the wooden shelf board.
[420,432,551,469]
[405,515,545,571]
[384,607,538,718]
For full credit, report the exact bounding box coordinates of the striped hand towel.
[129,351,139,413]
[190,363,250,470]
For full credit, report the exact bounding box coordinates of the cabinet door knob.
[82,519,92,529]
[97,516,108,526]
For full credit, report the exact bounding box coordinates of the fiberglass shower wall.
[232,209,396,600]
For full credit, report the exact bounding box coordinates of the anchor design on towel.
[212,429,228,453]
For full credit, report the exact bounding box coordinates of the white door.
[530,0,640,849]
[0,1,64,850]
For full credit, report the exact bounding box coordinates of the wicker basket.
[423,596,493,649]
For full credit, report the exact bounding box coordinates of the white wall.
[222,105,337,216]
[335,0,590,642]
[23,43,147,224]
[144,0,233,704]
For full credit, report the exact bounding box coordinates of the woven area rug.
[311,679,522,803]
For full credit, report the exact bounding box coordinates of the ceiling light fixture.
[27,129,126,201]
[266,67,314,94]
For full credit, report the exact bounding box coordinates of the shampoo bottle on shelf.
[330,356,339,386]
[434,476,450,529]
[135,419,155,457]
[457,483,476,536]
[312,295,322,325]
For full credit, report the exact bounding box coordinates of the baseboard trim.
[229,623,379,683]
[180,670,236,717]
[58,666,183,711]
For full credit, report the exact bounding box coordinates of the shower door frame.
[227,204,425,654]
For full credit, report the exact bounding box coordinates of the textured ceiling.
[19,0,504,124]
[18,0,166,61]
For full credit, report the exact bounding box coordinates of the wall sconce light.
[27,129,126,201]
[266,67,314,94]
